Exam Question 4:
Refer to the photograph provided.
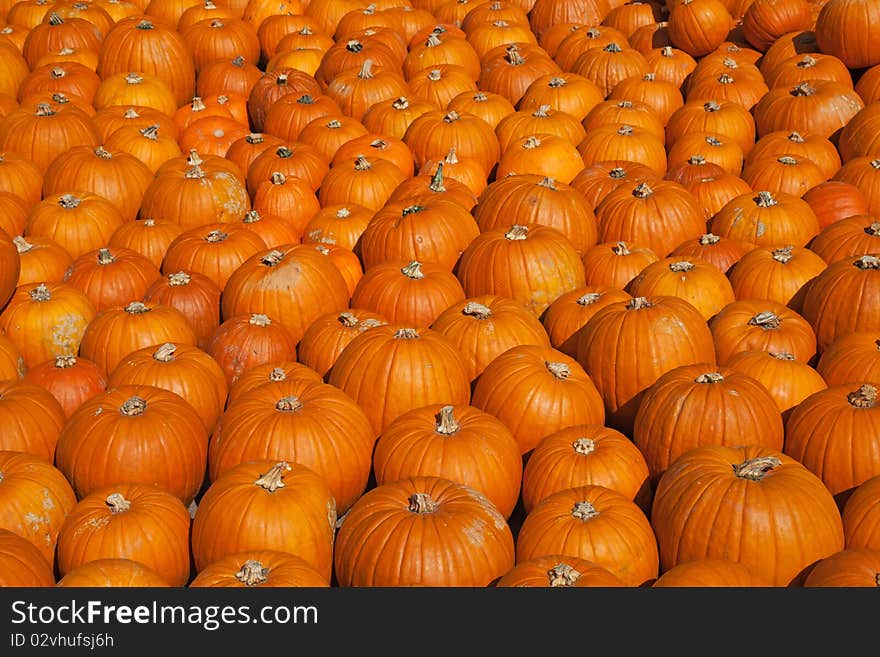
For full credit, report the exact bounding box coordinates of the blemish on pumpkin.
[755,221,766,238]
[463,517,486,546]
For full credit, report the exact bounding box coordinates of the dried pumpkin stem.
[235,560,269,586]
[105,493,131,514]
[695,372,724,384]
[546,361,570,380]
[463,301,491,319]
[29,284,51,302]
[847,384,877,408]
[168,271,191,286]
[255,462,291,492]
[435,405,460,435]
[572,437,595,455]
[249,313,271,326]
[548,563,582,587]
[748,311,780,330]
[120,396,147,416]
[401,261,424,279]
[55,355,77,368]
[571,501,599,520]
[394,328,419,339]
[733,456,781,480]
[153,343,176,362]
[276,396,304,412]
[408,492,438,514]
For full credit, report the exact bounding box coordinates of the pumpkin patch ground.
[0,0,880,604]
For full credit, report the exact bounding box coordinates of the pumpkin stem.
[338,312,359,328]
[140,124,159,140]
[505,225,529,240]
[545,361,570,380]
[153,343,176,362]
[104,493,131,514]
[854,255,880,270]
[354,155,371,171]
[612,241,631,256]
[29,283,51,302]
[58,194,81,209]
[632,181,653,198]
[97,248,116,265]
[603,42,623,53]
[576,292,601,306]
[703,100,721,112]
[54,355,77,368]
[358,59,374,79]
[242,210,261,225]
[791,82,816,96]
[185,164,204,179]
[401,261,424,279]
[275,396,304,412]
[205,229,228,243]
[254,461,291,492]
[865,222,880,236]
[571,501,599,520]
[268,367,288,382]
[427,68,442,81]
[572,437,595,455]
[48,12,64,25]
[94,146,112,160]
[532,104,552,118]
[394,328,419,339]
[669,261,694,273]
[136,19,154,30]
[548,76,567,88]
[168,271,191,286]
[428,163,446,192]
[391,97,409,109]
[462,301,491,319]
[733,456,781,480]
[124,72,143,85]
[120,396,147,416]
[695,372,724,384]
[435,405,460,435]
[627,296,653,310]
[777,156,798,166]
[235,560,269,586]
[249,313,272,326]
[772,246,794,263]
[755,191,777,207]
[688,155,707,165]
[548,563,582,587]
[13,236,32,254]
[346,39,363,53]
[699,233,720,245]
[261,250,284,266]
[748,311,781,330]
[408,492,439,514]
[232,55,245,66]
[847,384,877,408]
[770,351,795,361]
[505,44,525,65]
[443,110,460,124]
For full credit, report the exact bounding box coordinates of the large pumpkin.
[56,558,171,587]
[0,380,66,463]
[842,474,880,550]
[651,445,845,586]
[496,555,625,587]
[0,528,55,587]
[652,558,770,587]
[191,460,336,579]
[816,331,880,387]
[803,548,880,587]
[189,550,330,587]
[334,475,515,587]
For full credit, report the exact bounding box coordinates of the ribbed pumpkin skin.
[22,356,108,418]
[54,385,208,505]
[803,548,880,587]
[842,474,880,549]
[496,554,626,587]
[0,451,77,569]
[334,475,515,587]
[576,296,717,436]
[709,190,820,248]
[651,445,845,586]
[471,345,605,454]
[783,384,880,503]
[208,378,376,514]
[297,309,388,378]
[0,528,55,587]
[727,245,828,312]
[328,325,471,434]
[225,361,324,406]
[456,224,586,317]
[430,294,551,382]
[191,460,337,579]
[56,558,172,587]
[521,424,651,514]
[189,550,330,587]
[220,244,351,345]
[515,484,660,587]
[709,299,818,365]
[808,215,880,265]
[56,484,191,586]
[652,558,770,587]
[633,364,784,484]
[206,314,298,388]
[108,342,228,434]
[800,255,880,353]
[372,404,523,519]
[725,349,829,416]
[0,381,66,462]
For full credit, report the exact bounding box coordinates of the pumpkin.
[709,299,817,364]
[386,163,479,211]
[803,183,871,231]
[402,108,501,176]
[518,73,604,122]
[800,255,880,353]
[206,313,298,388]
[0,282,96,368]
[325,59,411,123]
[727,244,828,311]
[108,342,227,434]
[56,558,171,587]
[457,224,585,317]
[189,550,330,587]
[727,349,828,418]
[577,124,667,179]
[0,451,77,570]
[576,295,717,435]
[666,0,733,57]
[709,190,820,248]
[220,245,350,344]
[225,133,286,178]
[92,71,178,117]
[0,528,54,587]
[741,0,812,52]
[814,0,880,70]
[783,383,880,505]
[669,233,753,274]
[751,80,864,142]
[495,106,587,154]
[208,377,376,513]
[496,554,625,587]
[540,286,632,358]
[328,324,471,434]
[104,123,184,174]
[471,344,605,454]
[317,154,408,212]
[428,297,551,384]
[361,95,436,141]
[581,240,659,290]
[0,150,43,206]
[56,485,191,586]
[570,160,660,213]
[626,256,736,321]
[633,363,784,484]
[297,310,388,379]
[21,355,107,419]
[78,300,198,377]
[651,444,845,586]
[225,360,324,406]
[832,157,880,215]
[666,132,746,176]
[197,55,263,99]
[334,475,514,586]
[191,460,336,579]
[803,548,880,587]
[665,99,756,156]
[652,558,770,586]
[741,154,827,198]
[0,380,66,462]
[55,385,208,504]
[25,192,125,260]
[516,484,659,587]
[21,13,103,71]
[142,270,221,351]
[372,404,523,518]
[0,334,24,381]
[841,474,880,550]
[182,17,261,73]
[522,424,651,514]
[816,332,880,388]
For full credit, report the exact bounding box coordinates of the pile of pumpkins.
[0,0,879,588]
